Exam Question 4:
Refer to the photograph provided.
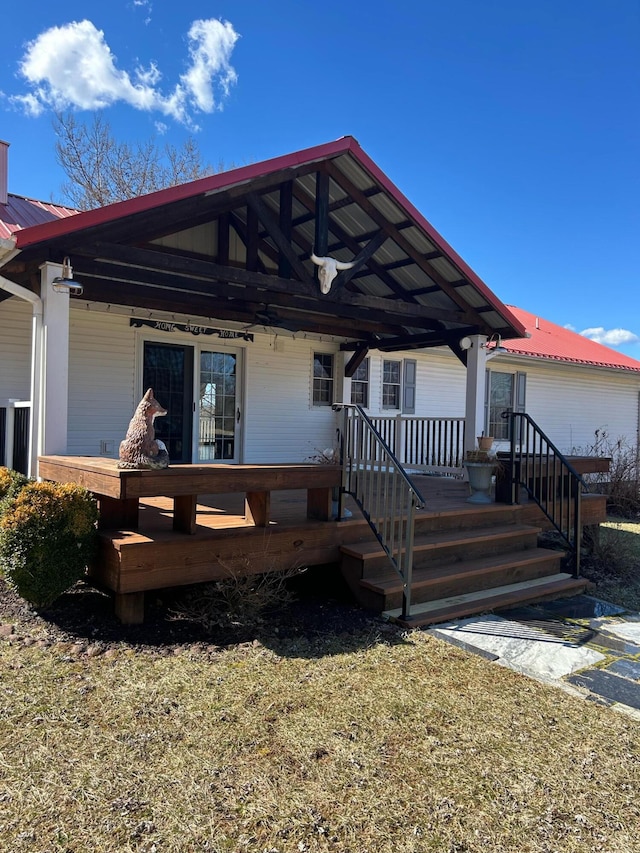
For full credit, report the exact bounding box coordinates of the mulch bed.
[0,566,387,658]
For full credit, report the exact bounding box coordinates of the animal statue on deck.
[310,253,355,294]
[117,388,170,469]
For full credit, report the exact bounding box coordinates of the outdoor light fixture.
[458,333,508,357]
[481,333,508,354]
[52,257,83,295]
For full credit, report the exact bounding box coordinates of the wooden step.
[341,523,542,579]
[358,547,562,611]
[383,573,589,629]
[412,502,525,534]
[520,492,608,529]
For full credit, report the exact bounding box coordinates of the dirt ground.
[0,565,384,657]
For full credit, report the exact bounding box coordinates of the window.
[486,371,526,439]
[313,353,334,406]
[350,359,369,407]
[382,360,401,409]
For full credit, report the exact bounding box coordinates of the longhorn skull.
[310,253,355,294]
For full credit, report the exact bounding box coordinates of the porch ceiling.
[6,137,527,356]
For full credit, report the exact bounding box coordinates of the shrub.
[581,521,640,611]
[576,429,640,519]
[0,466,30,518]
[169,560,306,632]
[0,481,98,608]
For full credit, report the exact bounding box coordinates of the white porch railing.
[368,416,465,475]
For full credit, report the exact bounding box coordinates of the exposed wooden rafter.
[324,160,490,330]
[332,230,387,292]
[75,243,476,331]
[246,192,314,286]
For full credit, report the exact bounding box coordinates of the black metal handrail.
[336,404,425,621]
[502,411,589,575]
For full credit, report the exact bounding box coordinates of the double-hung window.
[382,360,401,410]
[381,358,417,413]
[313,353,334,406]
[350,359,369,407]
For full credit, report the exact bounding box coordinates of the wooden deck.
[38,456,608,626]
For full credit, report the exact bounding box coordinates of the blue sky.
[2,0,639,357]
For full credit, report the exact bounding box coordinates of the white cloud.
[181,19,239,112]
[579,326,640,347]
[11,18,239,127]
[133,0,153,25]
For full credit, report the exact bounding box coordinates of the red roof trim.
[14,137,358,248]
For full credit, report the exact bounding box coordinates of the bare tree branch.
[53,113,217,210]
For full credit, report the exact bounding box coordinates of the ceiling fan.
[244,306,301,333]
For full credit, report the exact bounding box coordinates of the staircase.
[339,490,589,629]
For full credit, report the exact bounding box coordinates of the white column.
[335,350,352,405]
[39,262,70,457]
[464,335,488,455]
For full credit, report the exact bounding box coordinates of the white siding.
[67,308,339,462]
[68,309,136,456]
[6,300,638,464]
[243,336,340,462]
[362,348,639,455]
[513,358,640,454]
[354,349,466,418]
[0,297,32,400]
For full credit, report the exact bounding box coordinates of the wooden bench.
[38,456,341,533]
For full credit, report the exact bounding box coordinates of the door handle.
[236,407,241,423]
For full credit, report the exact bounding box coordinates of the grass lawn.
[1,619,639,852]
[582,518,640,612]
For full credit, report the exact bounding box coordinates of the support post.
[39,262,71,459]
[464,335,488,456]
[245,491,270,527]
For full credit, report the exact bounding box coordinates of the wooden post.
[114,592,145,625]
[245,491,270,527]
[173,494,197,534]
[314,171,329,256]
[307,486,333,521]
[98,496,139,530]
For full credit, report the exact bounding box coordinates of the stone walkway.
[429,595,640,719]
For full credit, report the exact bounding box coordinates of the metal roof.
[0,193,78,240]
[503,306,640,373]
[5,136,528,349]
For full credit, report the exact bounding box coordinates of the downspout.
[0,237,43,477]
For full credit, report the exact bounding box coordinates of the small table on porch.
[37,456,342,533]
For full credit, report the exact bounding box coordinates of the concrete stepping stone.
[606,659,640,682]
[567,669,640,710]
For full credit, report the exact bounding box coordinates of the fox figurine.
[117,388,170,469]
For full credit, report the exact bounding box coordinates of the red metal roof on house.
[0,193,78,240]
[503,306,640,373]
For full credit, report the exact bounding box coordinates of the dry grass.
[1,628,638,852]
[583,519,640,611]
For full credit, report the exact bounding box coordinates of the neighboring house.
[0,136,638,475]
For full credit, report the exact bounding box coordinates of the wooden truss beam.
[75,243,477,329]
[324,160,490,329]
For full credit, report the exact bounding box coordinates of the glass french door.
[197,349,240,462]
[142,342,194,463]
